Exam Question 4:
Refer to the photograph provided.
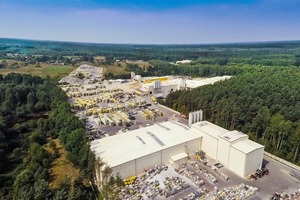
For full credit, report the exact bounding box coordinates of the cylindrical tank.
[180,78,186,88]
[199,109,203,121]
[192,112,197,124]
[188,112,193,127]
[131,72,135,79]
[153,81,161,89]
[195,111,200,122]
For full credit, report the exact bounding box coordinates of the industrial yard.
[59,65,300,200]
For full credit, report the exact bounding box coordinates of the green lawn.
[42,65,76,77]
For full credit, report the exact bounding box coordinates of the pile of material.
[202,183,258,200]
[176,163,205,188]
[270,189,300,200]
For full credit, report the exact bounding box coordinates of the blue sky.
[0,0,299,44]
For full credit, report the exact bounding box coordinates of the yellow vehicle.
[150,96,157,102]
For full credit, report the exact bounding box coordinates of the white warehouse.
[191,121,264,177]
[91,120,264,180]
[140,76,231,95]
[91,121,202,181]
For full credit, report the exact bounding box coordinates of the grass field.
[0,61,76,79]
[126,60,152,69]
[104,60,151,75]
[44,138,79,189]
[105,64,127,75]
[42,65,75,77]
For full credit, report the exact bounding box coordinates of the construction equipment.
[195,150,206,160]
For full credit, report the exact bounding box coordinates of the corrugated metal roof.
[231,139,264,154]
[219,130,248,143]
[91,121,200,168]
[192,121,228,139]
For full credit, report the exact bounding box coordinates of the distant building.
[140,76,231,95]
[176,60,192,64]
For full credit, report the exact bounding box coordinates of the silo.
[195,111,200,122]
[188,112,193,127]
[199,109,203,121]
[131,72,135,79]
[153,81,161,89]
[192,112,197,124]
[180,78,186,89]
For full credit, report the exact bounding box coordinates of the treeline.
[0,74,95,199]
[105,62,245,80]
[147,61,245,77]
[164,66,300,165]
[2,38,300,66]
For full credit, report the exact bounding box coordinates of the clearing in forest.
[44,138,79,189]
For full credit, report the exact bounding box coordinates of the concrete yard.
[194,155,300,200]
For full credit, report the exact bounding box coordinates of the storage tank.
[188,112,193,127]
[153,81,162,89]
[131,72,135,79]
[199,110,203,121]
[192,112,197,124]
[180,78,186,89]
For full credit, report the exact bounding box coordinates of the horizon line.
[1,37,300,46]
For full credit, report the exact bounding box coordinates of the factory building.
[91,120,264,181]
[191,121,264,178]
[140,76,231,95]
[91,121,202,181]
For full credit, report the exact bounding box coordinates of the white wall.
[136,151,161,175]
[186,138,202,155]
[110,138,202,179]
[202,134,218,160]
[228,147,246,177]
[161,84,178,93]
[244,148,264,176]
[217,139,230,166]
[112,160,136,179]
[162,144,185,164]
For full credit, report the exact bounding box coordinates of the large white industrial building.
[91,120,264,180]
[91,121,202,181]
[191,121,264,177]
[140,76,231,95]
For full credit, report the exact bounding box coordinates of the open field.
[104,63,127,75]
[42,65,76,77]
[104,60,151,76]
[126,60,152,69]
[43,138,80,189]
[0,62,76,78]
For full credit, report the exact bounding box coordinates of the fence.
[264,151,300,172]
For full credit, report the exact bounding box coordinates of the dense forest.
[163,66,300,165]
[0,74,95,200]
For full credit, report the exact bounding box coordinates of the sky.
[0,0,300,44]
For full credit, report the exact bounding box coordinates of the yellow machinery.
[150,96,157,102]
[144,76,168,83]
